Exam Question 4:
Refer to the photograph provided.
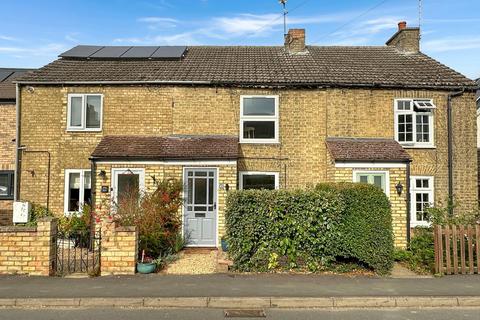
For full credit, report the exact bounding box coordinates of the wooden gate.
[434,225,480,275]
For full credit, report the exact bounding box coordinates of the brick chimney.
[285,29,306,54]
[386,21,420,53]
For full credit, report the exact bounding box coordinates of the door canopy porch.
[90,135,239,161]
[326,137,411,164]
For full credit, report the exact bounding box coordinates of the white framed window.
[353,170,389,196]
[240,95,279,143]
[410,176,434,227]
[239,171,279,190]
[394,99,435,148]
[67,94,103,131]
[64,169,92,215]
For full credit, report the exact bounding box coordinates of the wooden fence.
[434,225,480,275]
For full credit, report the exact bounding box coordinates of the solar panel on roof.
[151,46,187,58]
[58,45,187,59]
[121,46,158,58]
[59,45,103,58]
[90,46,132,58]
[0,70,14,82]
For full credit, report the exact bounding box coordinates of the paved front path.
[1,274,480,298]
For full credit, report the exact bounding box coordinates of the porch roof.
[91,135,239,161]
[326,137,411,163]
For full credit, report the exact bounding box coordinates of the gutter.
[447,90,465,216]
[12,80,477,92]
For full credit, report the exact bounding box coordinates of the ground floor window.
[239,171,279,190]
[0,171,14,199]
[64,169,91,214]
[410,176,434,227]
[353,171,388,195]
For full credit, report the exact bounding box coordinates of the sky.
[1,0,479,79]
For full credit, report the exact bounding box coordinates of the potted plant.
[221,235,228,252]
[136,250,156,274]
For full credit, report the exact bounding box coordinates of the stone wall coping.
[115,226,137,232]
[0,226,37,233]
[37,217,58,223]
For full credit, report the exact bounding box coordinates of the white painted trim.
[95,160,237,165]
[239,95,279,144]
[410,175,434,227]
[393,98,435,148]
[182,167,219,248]
[110,168,145,205]
[238,171,280,189]
[353,170,390,197]
[335,162,407,168]
[63,169,91,216]
[67,93,103,132]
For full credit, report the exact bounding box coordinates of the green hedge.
[225,183,394,274]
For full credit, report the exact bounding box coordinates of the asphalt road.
[2,274,480,298]
[0,308,479,320]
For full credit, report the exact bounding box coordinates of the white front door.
[111,168,145,205]
[184,168,217,247]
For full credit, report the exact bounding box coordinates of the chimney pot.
[398,21,407,30]
[285,28,306,54]
[386,21,420,53]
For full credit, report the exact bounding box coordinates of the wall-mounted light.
[98,170,107,180]
[395,182,403,196]
[225,184,230,192]
[28,170,35,177]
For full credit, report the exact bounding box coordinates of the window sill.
[66,129,102,133]
[0,197,14,201]
[401,145,436,149]
[410,221,431,228]
[239,140,280,145]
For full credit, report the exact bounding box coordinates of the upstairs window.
[410,176,434,227]
[0,171,14,200]
[394,99,435,147]
[240,96,279,143]
[67,94,103,131]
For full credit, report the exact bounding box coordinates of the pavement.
[1,274,480,309]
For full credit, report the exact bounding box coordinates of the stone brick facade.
[0,217,56,276]
[94,162,237,245]
[0,103,16,225]
[100,220,138,275]
[17,85,478,248]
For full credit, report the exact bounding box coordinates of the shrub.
[114,179,184,259]
[317,183,394,274]
[26,203,54,226]
[408,227,435,273]
[225,183,394,274]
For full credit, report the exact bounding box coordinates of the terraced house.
[0,68,34,226]
[13,22,478,248]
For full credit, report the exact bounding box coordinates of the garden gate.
[53,227,102,276]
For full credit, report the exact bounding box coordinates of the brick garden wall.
[100,220,138,275]
[0,217,56,276]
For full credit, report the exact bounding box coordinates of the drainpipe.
[14,83,20,201]
[447,90,464,216]
[406,161,411,245]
